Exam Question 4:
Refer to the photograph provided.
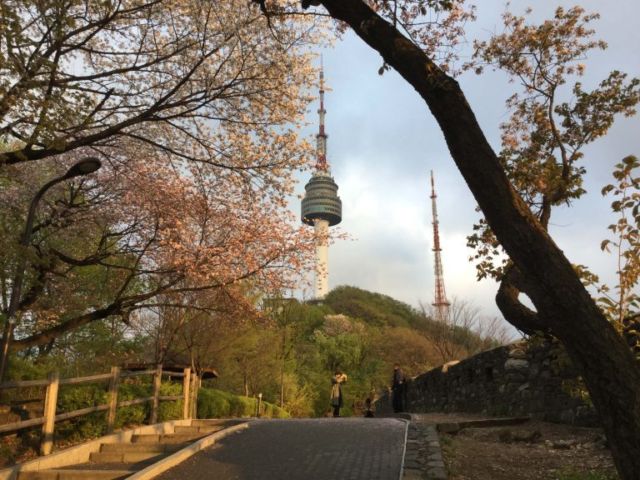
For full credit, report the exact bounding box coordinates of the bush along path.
[197,388,289,419]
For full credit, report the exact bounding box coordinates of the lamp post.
[0,157,102,383]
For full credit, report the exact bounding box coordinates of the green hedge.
[54,380,183,442]
[32,382,286,445]
[197,388,289,419]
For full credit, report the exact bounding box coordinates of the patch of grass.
[439,434,453,446]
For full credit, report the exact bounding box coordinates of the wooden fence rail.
[0,365,196,456]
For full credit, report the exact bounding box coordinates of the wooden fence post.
[150,364,162,424]
[189,373,198,419]
[182,367,191,420]
[40,371,59,456]
[106,366,120,433]
[193,374,199,419]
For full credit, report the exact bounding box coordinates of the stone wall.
[377,341,599,426]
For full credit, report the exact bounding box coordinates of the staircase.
[17,419,244,480]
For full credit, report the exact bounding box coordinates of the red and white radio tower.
[430,171,450,322]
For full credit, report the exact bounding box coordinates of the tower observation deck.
[301,174,342,227]
[301,63,342,299]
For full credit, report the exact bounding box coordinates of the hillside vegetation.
[323,286,425,329]
[206,286,507,417]
[6,286,506,419]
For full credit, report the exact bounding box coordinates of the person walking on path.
[330,370,347,417]
[391,364,405,413]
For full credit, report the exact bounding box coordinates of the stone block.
[505,373,527,383]
[404,460,424,469]
[426,467,448,479]
[402,470,424,480]
[504,359,529,372]
[508,348,527,359]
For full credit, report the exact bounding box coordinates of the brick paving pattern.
[157,418,407,480]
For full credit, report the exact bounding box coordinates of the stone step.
[190,419,242,427]
[18,469,134,480]
[99,442,183,454]
[436,416,531,434]
[173,425,224,435]
[89,451,165,464]
[131,433,203,444]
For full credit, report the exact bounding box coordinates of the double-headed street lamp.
[0,157,102,383]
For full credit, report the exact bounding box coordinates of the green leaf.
[601,184,614,195]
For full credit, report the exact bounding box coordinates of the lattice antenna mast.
[316,57,328,171]
[430,171,450,321]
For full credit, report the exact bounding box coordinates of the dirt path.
[440,420,618,480]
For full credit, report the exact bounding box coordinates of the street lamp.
[0,157,102,383]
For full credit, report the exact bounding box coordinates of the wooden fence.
[0,365,199,456]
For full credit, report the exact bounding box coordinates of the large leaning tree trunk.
[305,0,640,476]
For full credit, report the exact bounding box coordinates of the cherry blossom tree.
[0,1,320,361]
[0,0,320,169]
[1,146,315,351]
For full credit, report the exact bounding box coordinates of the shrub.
[115,382,151,428]
[197,388,289,419]
[262,402,290,419]
[54,378,186,442]
[56,384,109,441]
[197,388,231,419]
[158,382,184,422]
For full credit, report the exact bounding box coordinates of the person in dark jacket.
[391,364,405,413]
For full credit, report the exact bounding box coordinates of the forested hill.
[322,286,426,330]
[254,285,502,416]
[322,286,499,350]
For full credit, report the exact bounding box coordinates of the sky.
[294,0,640,332]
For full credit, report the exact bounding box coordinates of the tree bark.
[495,265,549,335]
[314,0,640,477]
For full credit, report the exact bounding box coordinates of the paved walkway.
[156,418,407,480]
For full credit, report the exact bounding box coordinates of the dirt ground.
[439,420,618,480]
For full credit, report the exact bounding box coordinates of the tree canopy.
[0,0,320,355]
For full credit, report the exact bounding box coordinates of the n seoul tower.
[301,64,342,300]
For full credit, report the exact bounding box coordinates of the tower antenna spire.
[430,170,450,321]
[316,59,328,171]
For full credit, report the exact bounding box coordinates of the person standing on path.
[330,370,347,417]
[391,364,405,413]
